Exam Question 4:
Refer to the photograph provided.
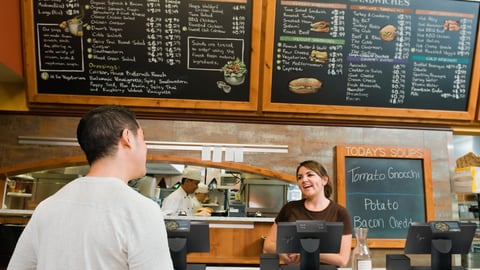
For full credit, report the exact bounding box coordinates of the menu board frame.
[22,0,262,112]
[336,145,434,248]
[262,0,480,121]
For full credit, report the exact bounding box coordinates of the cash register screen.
[276,220,343,270]
[164,220,210,270]
[404,221,476,270]
[245,183,286,216]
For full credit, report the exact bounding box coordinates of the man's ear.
[120,129,136,149]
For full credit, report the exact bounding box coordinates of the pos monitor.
[404,221,476,270]
[164,220,210,270]
[276,220,343,270]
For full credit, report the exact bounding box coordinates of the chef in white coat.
[192,184,210,213]
[161,167,202,216]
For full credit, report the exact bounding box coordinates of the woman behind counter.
[263,160,352,267]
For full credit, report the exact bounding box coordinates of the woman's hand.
[281,253,300,264]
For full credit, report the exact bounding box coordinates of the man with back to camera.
[8,105,174,270]
[161,167,202,216]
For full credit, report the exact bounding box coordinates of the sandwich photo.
[310,21,330,33]
[309,50,328,64]
[288,78,322,94]
[444,20,460,31]
[379,24,397,42]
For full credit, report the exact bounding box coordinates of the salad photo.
[221,58,247,86]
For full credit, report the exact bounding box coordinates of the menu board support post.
[336,145,434,248]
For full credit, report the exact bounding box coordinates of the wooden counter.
[0,210,274,265]
[0,209,32,225]
[166,216,274,265]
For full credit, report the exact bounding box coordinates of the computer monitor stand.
[432,239,453,269]
[186,264,207,270]
[280,264,337,270]
[411,239,467,270]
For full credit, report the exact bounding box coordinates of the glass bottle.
[352,227,372,270]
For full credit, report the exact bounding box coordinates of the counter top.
[164,215,275,223]
[205,268,387,270]
[205,268,480,270]
[0,209,275,223]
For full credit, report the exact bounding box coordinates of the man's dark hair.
[77,105,139,165]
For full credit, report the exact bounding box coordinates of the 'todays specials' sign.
[336,145,433,241]
[33,0,253,102]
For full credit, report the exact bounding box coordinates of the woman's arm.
[264,222,352,267]
[262,222,277,254]
[320,233,352,267]
[263,222,300,264]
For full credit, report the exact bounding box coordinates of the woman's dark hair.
[296,160,333,198]
[77,105,139,165]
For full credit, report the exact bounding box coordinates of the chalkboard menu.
[25,0,259,110]
[336,145,434,248]
[345,157,425,239]
[263,0,480,118]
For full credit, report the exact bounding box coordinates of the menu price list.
[270,0,479,111]
[33,0,252,101]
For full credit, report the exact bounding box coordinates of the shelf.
[6,192,32,198]
[214,186,239,190]
[202,203,220,207]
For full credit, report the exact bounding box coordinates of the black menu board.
[266,0,480,112]
[31,0,253,103]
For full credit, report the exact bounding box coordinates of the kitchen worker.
[161,166,202,216]
[192,184,209,211]
[8,105,173,270]
[192,184,213,216]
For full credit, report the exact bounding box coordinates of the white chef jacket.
[192,197,203,212]
[161,187,195,216]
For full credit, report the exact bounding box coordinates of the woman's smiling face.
[296,166,327,198]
